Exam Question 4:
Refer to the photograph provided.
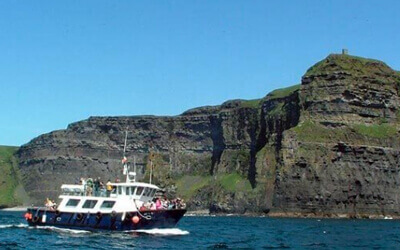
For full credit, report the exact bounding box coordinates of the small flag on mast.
[122,156,127,163]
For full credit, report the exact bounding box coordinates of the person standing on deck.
[94,177,100,196]
[106,180,113,197]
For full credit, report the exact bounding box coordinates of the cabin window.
[100,200,115,209]
[135,186,144,196]
[126,187,131,195]
[82,200,98,209]
[66,199,80,207]
[130,187,136,195]
[150,189,156,197]
[143,187,152,196]
[118,186,122,195]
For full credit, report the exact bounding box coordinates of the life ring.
[76,213,84,221]
[132,215,140,224]
[32,216,40,223]
[96,211,102,220]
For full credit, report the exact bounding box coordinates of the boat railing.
[61,184,110,197]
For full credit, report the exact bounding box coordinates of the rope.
[133,200,152,220]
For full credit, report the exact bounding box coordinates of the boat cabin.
[57,182,159,213]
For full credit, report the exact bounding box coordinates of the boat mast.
[123,129,130,183]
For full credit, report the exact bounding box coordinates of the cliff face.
[273,54,400,217]
[16,54,400,217]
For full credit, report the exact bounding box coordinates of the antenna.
[133,156,137,182]
[149,152,153,184]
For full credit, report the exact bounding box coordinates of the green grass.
[240,98,262,109]
[0,146,20,207]
[291,120,347,142]
[267,102,284,117]
[353,124,398,139]
[174,172,252,200]
[218,172,252,192]
[305,54,394,78]
[291,120,399,142]
[267,84,301,100]
[175,175,212,199]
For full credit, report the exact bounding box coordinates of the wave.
[0,223,29,229]
[131,228,189,236]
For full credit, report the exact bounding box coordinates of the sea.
[1,211,400,249]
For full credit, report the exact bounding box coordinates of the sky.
[1,1,399,146]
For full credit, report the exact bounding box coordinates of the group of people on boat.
[78,177,114,197]
[140,197,186,211]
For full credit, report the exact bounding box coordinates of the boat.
[24,135,187,231]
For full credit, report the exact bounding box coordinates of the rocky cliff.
[16,54,400,217]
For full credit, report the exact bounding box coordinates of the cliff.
[0,146,27,208]
[15,54,400,217]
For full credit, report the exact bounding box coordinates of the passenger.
[45,198,54,210]
[143,201,150,210]
[44,198,51,208]
[106,180,113,197]
[99,181,105,197]
[94,177,100,196]
[52,200,57,210]
[139,204,147,212]
[162,198,169,209]
[150,202,156,210]
[80,178,86,196]
[180,199,186,209]
[171,199,177,209]
[168,201,174,210]
[155,198,163,210]
[86,186,93,196]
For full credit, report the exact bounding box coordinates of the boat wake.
[24,224,188,236]
[0,223,29,229]
[131,228,189,236]
[35,226,91,234]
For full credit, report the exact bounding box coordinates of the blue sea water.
[1,211,400,249]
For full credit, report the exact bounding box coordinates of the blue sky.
[1,1,399,146]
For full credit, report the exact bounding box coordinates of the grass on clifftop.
[240,99,262,109]
[305,54,395,78]
[267,84,300,100]
[0,146,20,207]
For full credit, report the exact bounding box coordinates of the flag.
[121,156,127,163]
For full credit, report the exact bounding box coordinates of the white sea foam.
[132,228,189,236]
[0,206,28,211]
[35,226,91,234]
[0,223,29,229]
